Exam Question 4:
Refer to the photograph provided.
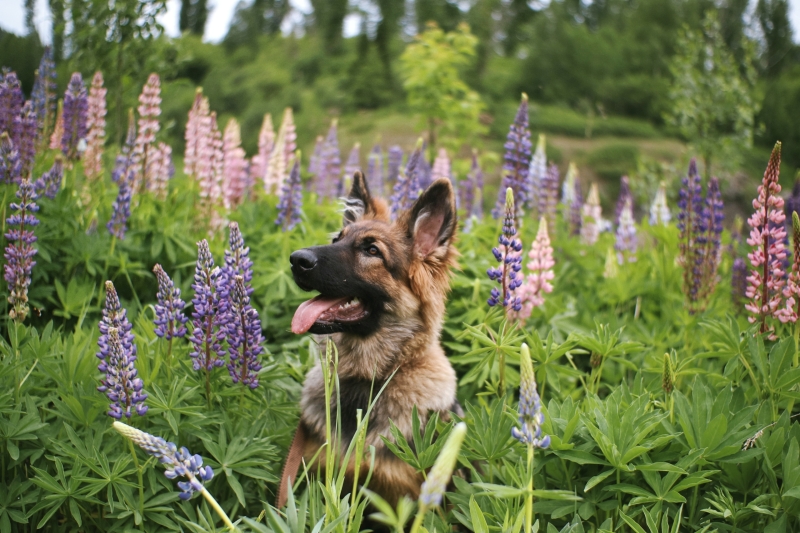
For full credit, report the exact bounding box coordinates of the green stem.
[128,439,144,521]
[409,505,427,533]
[205,365,212,410]
[524,445,534,533]
[200,486,238,532]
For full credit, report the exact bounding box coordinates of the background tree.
[179,0,209,37]
[310,0,348,53]
[225,0,289,49]
[757,0,794,77]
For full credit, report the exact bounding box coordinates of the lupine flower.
[250,113,274,186]
[732,257,748,308]
[4,177,38,322]
[0,70,24,140]
[49,100,64,151]
[112,110,137,184]
[83,71,107,182]
[390,138,423,219]
[564,163,583,236]
[649,181,671,226]
[387,145,403,188]
[561,161,577,206]
[309,135,324,188]
[224,275,264,388]
[512,343,550,448]
[107,169,133,239]
[580,183,602,246]
[31,48,57,142]
[487,188,523,311]
[184,89,209,178]
[746,144,787,333]
[61,73,88,160]
[695,177,724,304]
[35,157,63,199]
[493,94,531,218]
[221,222,254,291]
[280,107,297,177]
[189,240,225,372]
[615,197,637,263]
[432,148,451,181]
[276,155,303,231]
[134,73,161,190]
[366,144,383,195]
[678,159,705,307]
[153,264,189,340]
[197,112,225,230]
[527,134,547,212]
[417,152,433,190]
[320,119,341,199]
[97,281,146,418]
[418,422,467,509]
[512,217,555,320]
[614,176,633,226]
[786,178,800,234]
[264,114,287,196]
[147,142,173,200]
[777,212,800,323]
[537,163,560,228]
[344,142,361,183]
[222,118,248,209]
[0,132,22,185]
[113,421,213,500]
[17,102,37,178]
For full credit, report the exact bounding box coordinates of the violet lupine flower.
[0,70,24,140]
[432,148,451,181]
[35,157,63,199]
[4,177,39,322]
[527,134,547,213]
[390,139,423,219]
[320,120,341,199]
[777,212,800,323]
[614,176,633,226]
[0,132,22,185]
[97,281,146,418]
[31,47,57,141]
[222,118,248,209]
[487,188,523,312]
[343,142,361,182]
[250,113,274,186]
[153,264,189,340]
[184,89,209,178]
[134,73,161,190]
[615,198,637,264]
[309,135,324,190]
[219,222,254,323]
[564,162,583,236]
[17,102,37,178]
[61,72,88,161]
[537,163,560,229]
[224,275,264,389]
[580,183,602,246]
[417,152,433,190]
[493,94,531,219]
[112,110,137,184]
[387,145,403,188]
[512,217,555,321]
[366,144,383,195]
[696,177,724,303]
[276,156,303,231]
[107,169,133,239]
[83,71,107,182]
[649,181,671,226]
[677,159,705,306]
[113,422,213,500]
[49,100,64,151]
[512,344,550,448]
[746,142,787,333]
[189,240,225,372]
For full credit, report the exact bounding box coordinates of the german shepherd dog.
[277,172,461,507]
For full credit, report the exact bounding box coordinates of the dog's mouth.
[291,295,369,334]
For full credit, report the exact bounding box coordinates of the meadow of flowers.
[2,49,800,533]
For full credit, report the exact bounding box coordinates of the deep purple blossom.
[107,168,133,239]
[153,264,188,340]
[4,177,38,322]
[62,72,88,160]
[189,240,225,372]
[0,70,23,142]
[276,157,303,231]
[367,144,384,195]
[18,102,37,178]
[417,152,432,190]
[222,222,254,290]
[319,120,341,199]
[493,94,531,219]
[487,188,523,312]
[224,275,264,389]
[113,422,213,500]
[31,47,57,140]
[391,139,423,219]
[0,132,22,185]
[387,145,403,189]
[35,157,64,199]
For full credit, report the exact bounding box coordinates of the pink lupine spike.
[134,73,161,191]
[184,88,209,178]
[250,113,274,188]
[512,217,555,321]
[146,142,173,200]
[777,212,800,324]
[746,142,786,335]
[222,118,248,209]
[432,148,451,181]
[83,71,106,181]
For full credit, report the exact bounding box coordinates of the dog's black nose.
[290,249,318,271]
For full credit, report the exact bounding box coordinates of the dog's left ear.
[343,171,389,226]
[404,178,457,259]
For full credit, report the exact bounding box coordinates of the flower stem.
[200,486,238,532]
[409,504,427,533]
[524,444,534,533]
[128,439,144,521]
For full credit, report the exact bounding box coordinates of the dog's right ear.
[343,171,390,226]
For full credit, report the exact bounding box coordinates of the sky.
[1,0,800,44]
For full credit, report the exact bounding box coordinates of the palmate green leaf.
[584,470,615,492]
[473,483,582,501]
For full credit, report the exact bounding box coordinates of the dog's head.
[290,171,457,336]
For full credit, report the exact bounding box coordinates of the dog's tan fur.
[294,174,460,505]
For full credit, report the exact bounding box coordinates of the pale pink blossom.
[580,183,601,245]
[83,71,106,181]
[49,101,63,151]
[250,113,274,188]
[184,89,209,178]
[264,107,294,195]
[432,148,451,181]
[134,73,161,191]
[222,118,249,209]
[146,142,173,200]
[511,217,555,320]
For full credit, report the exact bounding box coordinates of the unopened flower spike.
[418,422,467,509]
[512,343,550,449]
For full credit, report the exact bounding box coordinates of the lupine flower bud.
[512,343,550,448]
[4,177,39,321]
[153,264,189,340]
[276,155,303,231]
[189,240,225,371]
[487,188,523,312]
[222,118,248,209]
[62,73,88,160]
[419,422,467,509]
[366,144,384,195]
[662,352,674,394]
[35,157,63,199]
[512,217,555,320]
[432,148,451,181]
[580,183,602,245]
[493,94,531,218]
[615,198,637,263]
[113,421,214,500]
[84,71,107,181]
[649,181,671,226]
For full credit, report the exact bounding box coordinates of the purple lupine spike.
[493,94,531,219]
[344,142,360,180]
[0,70,24,141]
[113,110,137,184]
[678,159,704,308]
[153,264,188,340]
[487,188,523,313]
[366,144,383,195]
[276,156,303,231]
[696,177,724,303]
[569,168,583,237]
[0,132,22,185]
[34,157,64,199]
[61,72,88,161]
[222,222,254,289]
[527,134,546,211]
[391,139,423,219]
[321,120,341,199]
[417,150,432,190]
[97,281,146,418]
[537,163,560,229]
[224,275,264,389]
[387,145,403,189]
[107,168,133,239]
[3,177,39,322]
[615,198,637,263]
[309,135,324,193]
[512,345,550,448]
[113,422,213,500]
[189,240,225,372]
[14,102,38,179]
[614,176,633,226]
[31,47,57,141]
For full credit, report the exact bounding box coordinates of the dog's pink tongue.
[291,296,348,334]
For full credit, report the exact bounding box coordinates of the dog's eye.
[366,244,381,256]
[332,232,342,244]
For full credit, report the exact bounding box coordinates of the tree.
[179,0,208,37]
[664,12,758,178]
[309,0,348,53]
[374,0,404,84]
[225,0,289,49]
[399,22,486,161]
[757,0,794,77]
